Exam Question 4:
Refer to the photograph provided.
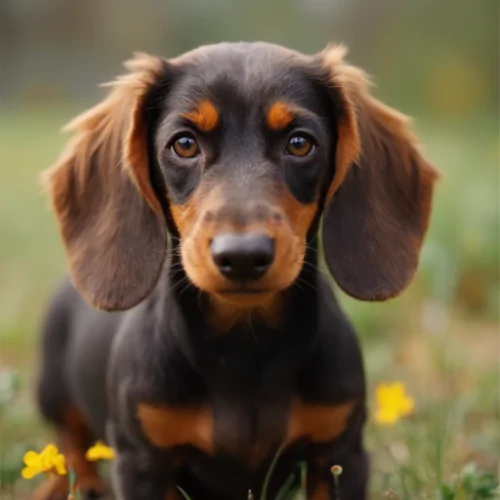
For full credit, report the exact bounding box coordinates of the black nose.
[210,233,275,282]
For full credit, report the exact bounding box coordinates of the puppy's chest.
[137,349,356,467]
[137,351,289,465]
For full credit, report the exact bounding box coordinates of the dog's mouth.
[218,287,270,294]
[214,287,275,306]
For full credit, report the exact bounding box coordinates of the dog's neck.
[204,292,284,333]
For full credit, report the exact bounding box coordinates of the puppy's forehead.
[167,42,325,116]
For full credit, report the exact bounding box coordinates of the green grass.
[0,106,498,499]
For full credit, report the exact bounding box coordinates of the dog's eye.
[171,135,200,158]
[286,135,314,157]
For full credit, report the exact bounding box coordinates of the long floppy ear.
[42,53,169,311]
[318,45,439,301]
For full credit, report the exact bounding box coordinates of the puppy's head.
[43,42,438,311]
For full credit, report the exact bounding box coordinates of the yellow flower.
[85,441,115,461]
[21,444,67,479]
[374,382,415,425]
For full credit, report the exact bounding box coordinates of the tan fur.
[181,99,220,132]
[170,182,317,331]
[309,483,331,500]
[266,101,294,130]
[286,399,356,444]
[137,403,214,454]
[206,292,283,333]
[31,476,69,500]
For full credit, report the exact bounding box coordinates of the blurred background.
[0,0,498,498]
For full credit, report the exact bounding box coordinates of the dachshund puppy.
[35,41,437,500]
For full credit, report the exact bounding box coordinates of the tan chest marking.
[286,399,356,444]
[137,403,214,454]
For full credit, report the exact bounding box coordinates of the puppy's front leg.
[108,423,180,500]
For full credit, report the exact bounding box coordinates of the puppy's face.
[156,45,332,305]
[44,42,438,312]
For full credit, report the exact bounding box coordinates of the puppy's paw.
[30,476,69,500]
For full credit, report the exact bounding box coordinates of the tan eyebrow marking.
[266,101,294,131]
[180,100,220,132]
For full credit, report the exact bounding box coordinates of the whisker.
[167,275,191,295]
[295,275,319,293]
[248,312,261,346]
[178,279,195,297]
